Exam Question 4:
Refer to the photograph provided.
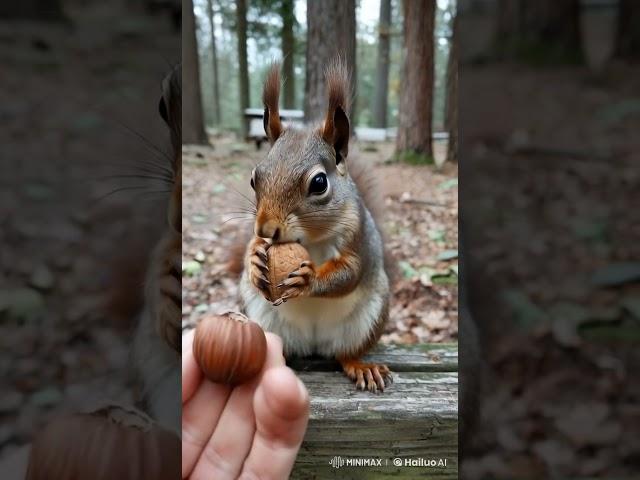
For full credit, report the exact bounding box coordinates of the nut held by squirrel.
[267,242,311,301]
[193,312,267,385]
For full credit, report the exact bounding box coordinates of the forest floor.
[461,62,640,478]
[181,138,459,345]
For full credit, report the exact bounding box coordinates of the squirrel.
[239,59,392,392]
[132,63,181,434]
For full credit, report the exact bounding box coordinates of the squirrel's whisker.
[114,119,174,165]
[220,216,254,226]
[92,185,157,204]
[99,160,174,178]
[226,184,257,208]
[96,173,174,184]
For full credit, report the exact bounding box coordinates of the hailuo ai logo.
[329,456,346,469]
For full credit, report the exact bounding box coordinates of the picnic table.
[244,108,450,150]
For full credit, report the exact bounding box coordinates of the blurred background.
[459,0,640,477]
[0,0,180,471]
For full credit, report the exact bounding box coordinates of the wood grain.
[288,343,458,373]
[290,344,459,479]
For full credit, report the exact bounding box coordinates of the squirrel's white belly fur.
[240,242,387,357]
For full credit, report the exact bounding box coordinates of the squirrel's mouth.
[270,237,303,245]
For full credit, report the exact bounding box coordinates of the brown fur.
[321,57,351,158]
[313,246,362,297]
[152,64,182,351]
[132,64,182,433]
[347,153,397,285]
[262,63,282,143]
[104,64,182,328]
[323,56,351,118]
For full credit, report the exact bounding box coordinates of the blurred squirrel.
[132,63,181,434]
[238,59,392,392]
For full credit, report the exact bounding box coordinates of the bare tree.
[236,0,250,137]
[396,0,435,158]
[445,15,458,163]
[280,0,296,109]
[183,0,208,144]
[206,0,222,125]
[304,0,356,123]
[372,0,392,128]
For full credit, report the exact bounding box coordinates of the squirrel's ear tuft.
[322,56,351,164]
[262,62,282,144]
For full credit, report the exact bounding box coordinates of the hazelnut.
[267,242,311,301]
[193,312,267,385]
[26,405,179,480]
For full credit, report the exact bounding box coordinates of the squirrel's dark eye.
[250,169,256,190]
[308,172,328,195]
[250,177,255,190]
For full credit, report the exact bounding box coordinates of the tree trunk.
[445,15,458,163]
[236,0,250,138]
[372,0,392,128]
[183,0,208,144]
[496,0,581,62]
[281,0,296,109]
[206,0,222,125]
[396,0,434,158]
[304,0,356,124]
[0,0,65,20]
[616,0,640,59]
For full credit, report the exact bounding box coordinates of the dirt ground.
[461,63,640,478]
[181,138,459,345]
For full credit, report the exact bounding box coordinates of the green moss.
[395,150,434,165]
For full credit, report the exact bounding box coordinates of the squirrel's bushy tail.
[347,152,397,284]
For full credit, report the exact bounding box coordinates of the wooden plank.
[292,371,458,479]
[288,343,458,373]
[302,371,458,421]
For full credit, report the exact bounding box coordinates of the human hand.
[181,329,309,480]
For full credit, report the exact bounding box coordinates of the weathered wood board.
[289,344,458,479]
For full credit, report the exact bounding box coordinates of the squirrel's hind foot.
[338,358,393,393]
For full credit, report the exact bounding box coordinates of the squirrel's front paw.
[273,260,315,305]
[248,237,272,301]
